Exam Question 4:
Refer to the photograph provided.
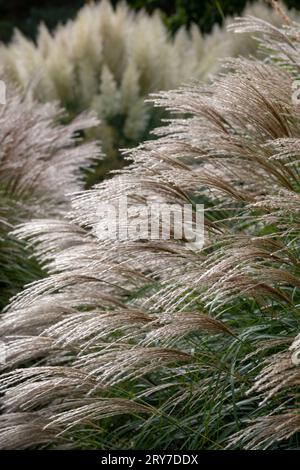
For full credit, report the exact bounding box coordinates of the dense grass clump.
[0,12,299,449]
[0,87,99,309]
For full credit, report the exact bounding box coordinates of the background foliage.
[1,0,300,43]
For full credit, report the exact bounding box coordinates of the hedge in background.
[1,0,299,42]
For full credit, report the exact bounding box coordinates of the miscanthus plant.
[0,0,297,185]
[0,87,99,309]
[0,15,300,449]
